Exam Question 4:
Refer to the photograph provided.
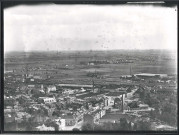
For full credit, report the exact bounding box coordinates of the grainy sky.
[4,4,177,52]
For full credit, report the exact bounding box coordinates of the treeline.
[138,85,177,127]
[81,118,152,131]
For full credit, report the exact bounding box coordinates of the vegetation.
[72,128,80,131]
[134,120,152,130]
[139,86,177,127]
[82,118,136,131]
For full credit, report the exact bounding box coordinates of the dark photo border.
[1,0,178,134]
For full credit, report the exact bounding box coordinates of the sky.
[4,4,177,52]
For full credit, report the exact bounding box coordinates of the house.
[63,89,75,95]
[36,124,55,131]
[4,113,15,123]
[33,75,42,80]
[99,113,134,124]
[57,84,93,89]
[40,105,55,117]
[4,97,16,107]
[88,62,95,65]
[38,97,56,104]
[83,109,106,124]
[28,85,35,88]
[60,115,76,127]
[32,113,49,124]
[30,78,35,82]
[92,88,100,93]
[18,95,33,106]
[104,92,126,112]
[83,114,93,124]
[47,85,57,93]
[15,112,31,123]
[15,75,23,81]
[156,88,175,94]
[138,104,149,109]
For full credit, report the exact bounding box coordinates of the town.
[4,50,177,131]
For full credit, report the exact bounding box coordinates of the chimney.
[41,84,44,89]
[92,80,94,92]
[121,94,124,113]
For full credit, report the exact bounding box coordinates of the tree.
[72,128,80,131]
[93,124,103,131]
[128,122,132,130]
[149,110,156,119]
[102,122,114,130]
[45,119,59,131]
[160,111,177,126]
[81,122,93,131]
[119,118,129,130]
[84,103,89,110]
[133,123,137,131]
[128,101,138,108]
[135,120,152,130]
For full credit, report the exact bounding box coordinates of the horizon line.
[4,48,177,53]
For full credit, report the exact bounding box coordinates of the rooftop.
[106,92,126,96]
[134,73,167,77]
[100,113,133,121]
[57,84,93,88]
[61,115,74,119]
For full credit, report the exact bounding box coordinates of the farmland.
[4,49,177,85]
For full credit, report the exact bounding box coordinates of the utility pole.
[92,79,94,93]
[25,64,29,78]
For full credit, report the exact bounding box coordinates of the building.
[36,124,55,131]
[105,91,126,112]
[83,114,94,124]
[18,95,34,105]
[38,97,56,104]
[33,75,42,79]
[4,113,15,123]
[57,84,93,89]
[41,105,55,117]
[47,85,57,93]
[99,114,134,124]
[60,115,76,127]
[156,88,175,94]
[15,112,31,123]
[92,88,100,93]
[138,104,149,109]
[133,73,168,78]
[83,109,106,124]
[4,97,16,107]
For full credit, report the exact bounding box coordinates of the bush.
[81,122,93,131]
[72,128,80,131]
[135,120,152,130]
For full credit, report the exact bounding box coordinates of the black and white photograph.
[3,1,178,132]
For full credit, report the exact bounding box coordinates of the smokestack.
[130,64,132,75]
[92,80,94,92]
[121,94,124,113]
[41,84,44,89]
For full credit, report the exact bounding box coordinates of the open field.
[4,50,177,85]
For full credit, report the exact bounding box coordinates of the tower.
[92,80,94,92]
[121,94,124,113]
[130,64,132,76]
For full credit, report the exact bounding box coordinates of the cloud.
[4,4,177,52]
